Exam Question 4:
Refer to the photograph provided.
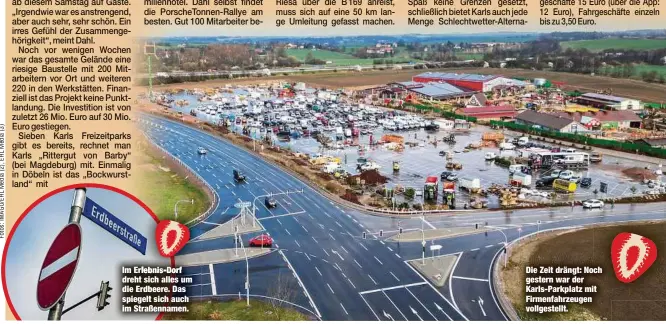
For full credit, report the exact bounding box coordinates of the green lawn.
[454,52,484,60]
[162,300,310,320]
[137,147,211,224]
[561,39,666,52]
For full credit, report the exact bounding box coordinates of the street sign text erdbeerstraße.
[82,198,147,255]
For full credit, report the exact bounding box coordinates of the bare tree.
[266,272,298,319]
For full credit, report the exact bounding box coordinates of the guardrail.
[141,129,220,226]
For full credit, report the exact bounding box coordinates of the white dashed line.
[315,267,322,276]
[374,256,383,265]
[390,272,400,282]
[354,259,363,268]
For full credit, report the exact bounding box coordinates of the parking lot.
[159,89,661,209]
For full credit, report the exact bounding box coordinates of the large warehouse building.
[412,72,528,92]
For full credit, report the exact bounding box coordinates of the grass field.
[501,221,666,321]
[454,52,485,60]
[163,300,309,320]
[136,147,210,223]
[598,64,666,78]
[561,39,666,52]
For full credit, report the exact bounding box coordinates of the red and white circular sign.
[36,223,82,310]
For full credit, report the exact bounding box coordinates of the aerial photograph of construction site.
[136,31,666,321]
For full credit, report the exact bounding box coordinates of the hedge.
[490,120,666,159]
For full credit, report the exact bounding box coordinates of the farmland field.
[598,64,666,79]
[561,39,666,51]
[286,49,409,66]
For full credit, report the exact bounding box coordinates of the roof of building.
[516,110,577,130]
[579,93,635,103]
[394,81,475,99]
[413,72,499,82]
[550,110,641,122]
[466,93,488,107]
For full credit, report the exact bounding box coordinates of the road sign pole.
[49,188,86,320]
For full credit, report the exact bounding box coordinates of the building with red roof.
[458,105,517,121]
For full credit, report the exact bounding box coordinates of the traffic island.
[388,227,487,242]
[175,248,274,266]
[193,215,264,242]
[408,254,458,287]
[162,299,310,321]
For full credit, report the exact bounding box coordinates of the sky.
[4,188,169,320]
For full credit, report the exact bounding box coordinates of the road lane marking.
[209,264,217,295]
[359,294,380,321]
[329,233,336,241]
[374,256,383,265]
[340,303,349,315]
[315,267,322,277]
[390,271,400,282]
[359,243,368,251]
[312,237,318,243]
[382,290,407,320]
[277,219,283,226]
[354,259,363,268]
[449,252,462,311]
[340,246,348,254]
[347,278,356,289]
[322,249,330,257]
[452,276,489,282]
[387,246,393,252]
[368,274,378,285]
[404,260,469,320]
[406,288,437,320]
[294,241,301,248]
[470,248,479,251]
[485,245,493,248]
[395,253,402,259]
[284,229,292,236]
[278,250,321,318]
[335,221,343,228]
[301,225,308,233]
[422,218,436,229]
[327,283,335,294]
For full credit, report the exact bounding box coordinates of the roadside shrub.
[341,189,361,204]
[404,188,415,200]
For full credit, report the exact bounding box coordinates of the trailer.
[459,177,481,193]
[528,151,590,169]
[553,178,576,193]
[510,172,532,187]
[442,181,456,208]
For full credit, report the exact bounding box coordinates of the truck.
[424,176,439,201]
[509,164,528,174]
[517,136,529,146]
[553,179,576,193]
[323,162,341,174]
[233,170,246,182]
[510,172,532,187]
[459,177,481,193]
[442,181,456,208]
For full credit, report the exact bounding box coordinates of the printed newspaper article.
[3,0,666,321]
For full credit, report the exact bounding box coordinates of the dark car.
[233,170,246,182]
[265,197,277,208]
[440,171,452,180]
[580,177,592,188]
[536,176,557,188]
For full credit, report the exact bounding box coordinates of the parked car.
[550,169,562,177]
[580,177,592,188]
[440,171,458,181]
[197,147,208,155]
[249,234,273,247]
[559,170,574,180]
[569,175,582,183]
[583,199,604,209]
[265,197,277,208]
[536,176,557,188]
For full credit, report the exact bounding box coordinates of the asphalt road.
[141,115,666,321]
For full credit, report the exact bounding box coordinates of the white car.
[582,199,604,209]
[569,175,582,183]
[550,169,562,177]
[197,147,208,155]
[559,170,574,180]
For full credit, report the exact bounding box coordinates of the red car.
[249,234,273,247]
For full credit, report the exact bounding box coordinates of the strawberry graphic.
[155,220,190,258]
[611,232,657,283]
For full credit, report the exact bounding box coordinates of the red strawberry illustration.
[611,232,657,283]
[155,220,190,258]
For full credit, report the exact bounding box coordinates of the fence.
[489,120,666,159]
[141,128,220,226]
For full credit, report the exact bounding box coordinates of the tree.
[305,51,315,64]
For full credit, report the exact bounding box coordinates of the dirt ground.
[148,68,666,102]
[501,221,666,321]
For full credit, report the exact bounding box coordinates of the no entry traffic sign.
[37,223,82,310]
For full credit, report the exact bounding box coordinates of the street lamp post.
[236,237,250,307]
[174,199,194,221]
[489,226,509,268]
